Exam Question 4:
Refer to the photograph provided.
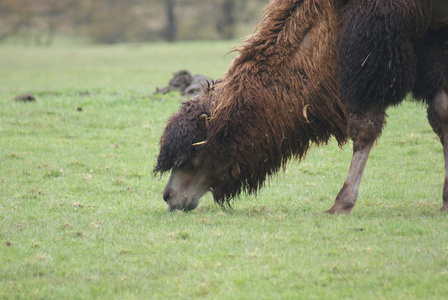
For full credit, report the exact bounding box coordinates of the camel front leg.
[326,141,374,214]
[327,110,386,214]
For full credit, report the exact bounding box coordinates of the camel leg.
[327,110,386,214]
[427,89,448,211]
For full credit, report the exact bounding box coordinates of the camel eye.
[191,153,204,169]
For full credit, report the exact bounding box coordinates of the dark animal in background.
[157,70,192,94]
[156,70,213,97]
[155,0,448,213]
[13,94,35,102]
[185,74,215,96]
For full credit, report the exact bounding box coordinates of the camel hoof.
[440,203,448,212]
[325,201,354,214]
[325,208,352,215]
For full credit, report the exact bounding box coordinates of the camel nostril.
[163,192,171,203]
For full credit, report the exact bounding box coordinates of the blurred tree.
[216,0,236,40]
[165,0,178,41]
[0,0,268,44]
[0,0,75,45]
[87,0,150,43]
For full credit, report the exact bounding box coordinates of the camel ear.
[197,114,209,133]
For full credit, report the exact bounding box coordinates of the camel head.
[154,95,218,211]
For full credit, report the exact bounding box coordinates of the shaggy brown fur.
[156,0,448,212]
[156,0,348,204]
[204,0,348,202]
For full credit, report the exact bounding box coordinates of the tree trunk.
[165,0,177,42]
[216,0,236,40]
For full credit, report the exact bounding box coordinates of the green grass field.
[0,41,447,299]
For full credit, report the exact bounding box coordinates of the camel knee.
[348,111,386,150]
[327,110,386,214]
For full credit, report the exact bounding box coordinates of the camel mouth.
[166,196,201,212]
[162,167,211,212]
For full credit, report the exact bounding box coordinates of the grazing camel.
[155,0,448,213]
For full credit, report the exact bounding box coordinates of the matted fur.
[155,97,210,173]
[338,0,432,111]
[156,0,348,205]
[156,0,448,212]
[413,27,448,102]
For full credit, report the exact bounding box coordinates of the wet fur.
[205,0,349,203]
[156,0,347,205]
[338,0,432,111]
[154,92,212,173]
[156,0,448,209]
